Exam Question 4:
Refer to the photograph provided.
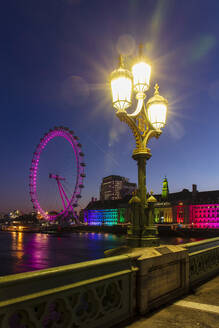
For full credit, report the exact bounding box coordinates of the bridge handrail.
[182,237,219,253]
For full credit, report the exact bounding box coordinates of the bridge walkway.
[125,275,219,328]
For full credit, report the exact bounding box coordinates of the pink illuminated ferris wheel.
[29,126,85,222]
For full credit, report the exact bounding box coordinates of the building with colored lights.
[161,177,169,200]
[84,176,219,229]
[189,204,219,229]
[84,196,130,226]
[100,175,136,201]
[153,178,173,224]
[155,181,219,228]
[154,202,173,224]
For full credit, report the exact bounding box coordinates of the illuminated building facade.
[189,204,219,229]
[100,175,136,201]
[154,180,219,228]
[154,201,219,228]
[85,176,219,228]
[84,208,126,226]
[154,203,173,223]
[175,202,190,225]
[153,178,173,224]
[83,196,130,226]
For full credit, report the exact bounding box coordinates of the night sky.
[1,0,219,214]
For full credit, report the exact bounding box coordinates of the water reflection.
[161,236,204,245]
[11,231,24,260]
[83,232,119,242]
[11,231,25,274]
[0,231,205,276]
[30,234,49,270]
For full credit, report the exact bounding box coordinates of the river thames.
[0,231,202,276]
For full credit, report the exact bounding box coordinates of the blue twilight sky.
[1,0,219,213]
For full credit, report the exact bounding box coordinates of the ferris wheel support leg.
[57,180,66,211]
[59,182,80,224]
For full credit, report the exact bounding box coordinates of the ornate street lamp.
[110,45,168,247]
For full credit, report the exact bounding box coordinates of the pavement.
[125,275,219,328]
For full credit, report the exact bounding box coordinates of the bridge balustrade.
[0,255,138,328]
[0,238,219,327]
[184,237,219,287]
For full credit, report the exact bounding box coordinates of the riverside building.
[100,175,136,201]
[84,177,219,228]
[155,181,219,228]
[83,196,130,226]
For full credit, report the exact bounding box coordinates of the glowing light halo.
[29,127,85,221]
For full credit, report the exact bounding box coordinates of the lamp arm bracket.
[127,98,144,118]
[116,111,142,149]
[140,101,162,147]
[142,129,161,148]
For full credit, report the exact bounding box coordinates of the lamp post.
[110,45,168,247]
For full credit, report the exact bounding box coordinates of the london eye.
[29,126,85,223]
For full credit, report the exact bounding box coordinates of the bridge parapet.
[0,255,138,328]
[183,237,219,253]
[188,246,219,288]
[182,237,219,287]
[0,238,219,327]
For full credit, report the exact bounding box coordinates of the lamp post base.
[127,225,160,247]
[127,236,160,248]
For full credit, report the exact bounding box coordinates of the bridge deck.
[126,275,219,328]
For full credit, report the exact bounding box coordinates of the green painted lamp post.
[110,45,168,247]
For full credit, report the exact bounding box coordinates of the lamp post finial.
[154,83,159,95]
[139,43,143,56]
[118,54,124,68]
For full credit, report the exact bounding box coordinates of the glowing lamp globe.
[110,63,132,111]
[146,84,168,130]
[132,61,151,93]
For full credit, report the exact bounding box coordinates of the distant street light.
[110,44,168,247]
